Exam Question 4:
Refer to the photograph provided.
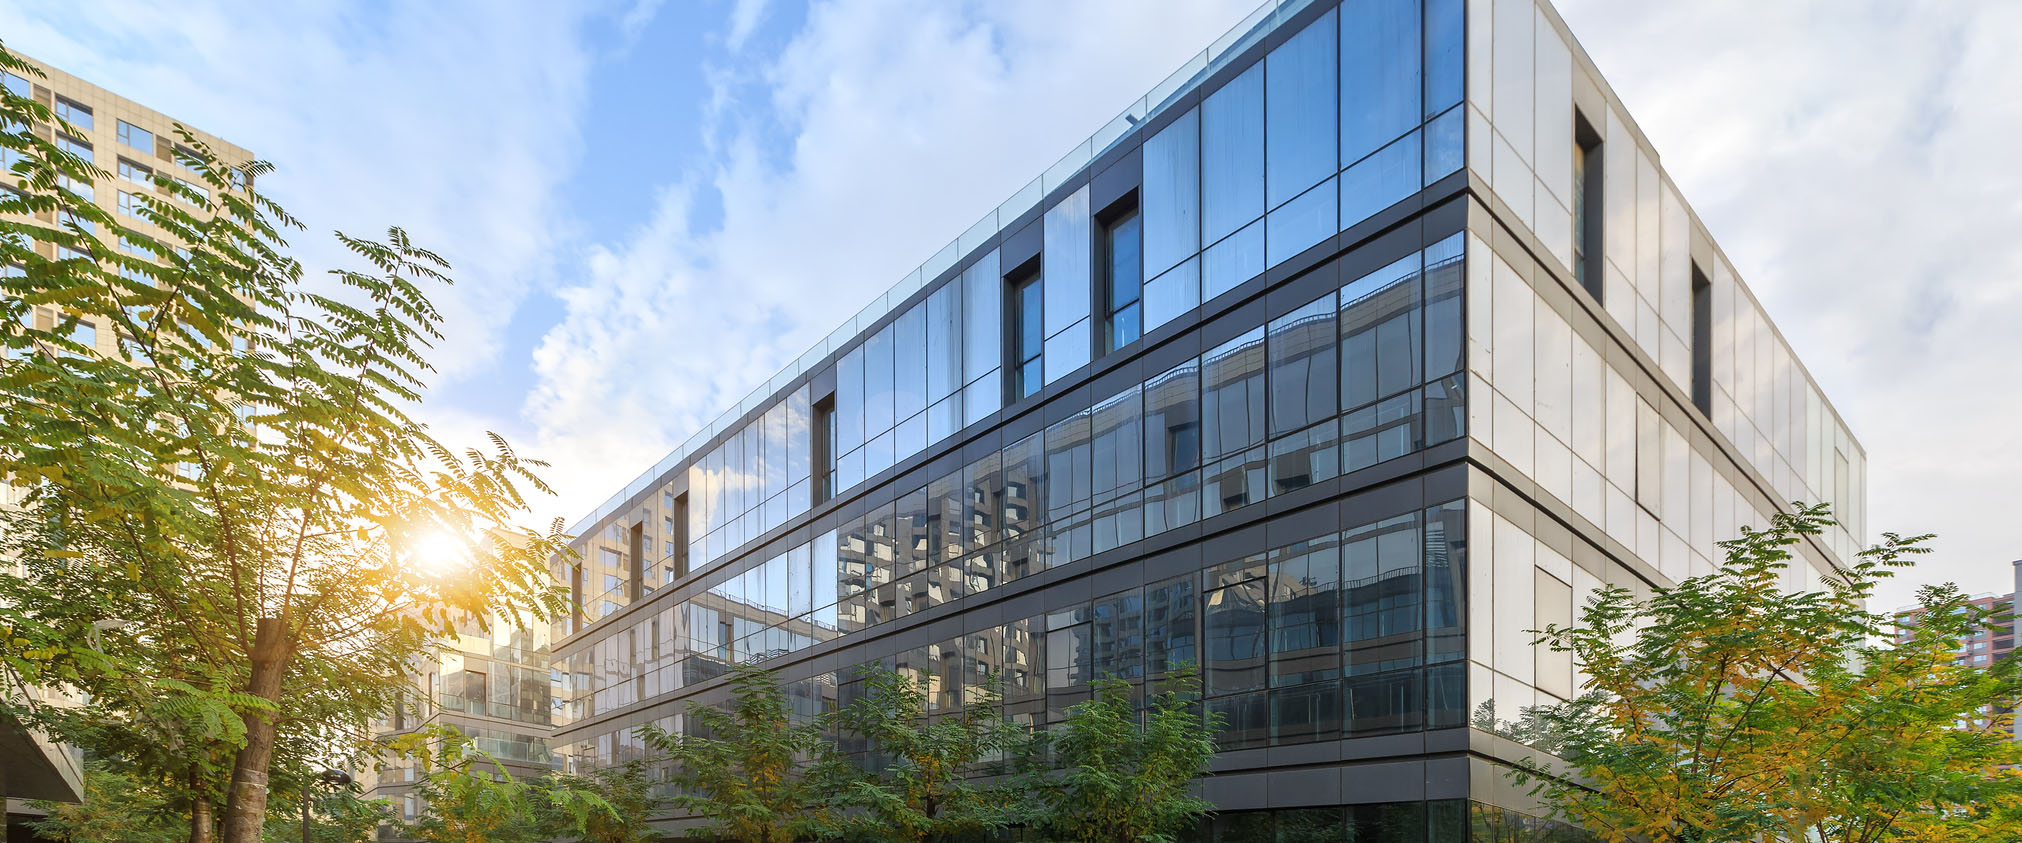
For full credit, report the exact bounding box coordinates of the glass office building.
[550,0,1867,837]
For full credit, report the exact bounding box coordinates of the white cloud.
[725,0,770,52]
[1554,0,2022,606]
[521,0,1260,525]
[0,0,595,382]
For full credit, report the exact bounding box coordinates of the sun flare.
[409,530,473,576]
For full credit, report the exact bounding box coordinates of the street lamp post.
[302,768,353,843]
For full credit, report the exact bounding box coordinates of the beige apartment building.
[0,49,252,834]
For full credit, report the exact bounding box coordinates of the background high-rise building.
[1,48,251,835]
[550,0,1867,836]
[1892,567,2019,737]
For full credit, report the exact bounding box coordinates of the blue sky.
[3,0,2018,609]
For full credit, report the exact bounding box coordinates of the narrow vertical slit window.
[1012,270,1045,400]
[671,493,690,581]
[814,397,838,505]
[1573,114,1604,302]
[1103,202,1143,351]
[1691,265,1712,416]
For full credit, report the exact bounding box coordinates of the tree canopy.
[0,40,568,843]
[1511,504,2022,843]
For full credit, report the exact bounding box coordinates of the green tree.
[25,764,188,843]
[1021,668,1222,843]
[1511,504,2022,843]
[536,762,660,843]
[0,42,568,843]
[640,663,831,843]
[257,781,391,843]
[394,726,623,843]
[818,664,1024,843]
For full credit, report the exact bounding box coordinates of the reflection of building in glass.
[361,609,558,833]
[1,50,254,835]
[551,0,1869,836]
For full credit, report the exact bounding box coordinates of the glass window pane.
[896,486,930,575]
[1044,186,1091,339]
[1266,175,1338,267]
[1043,408,1092,523]
[1269,534,1342,686]
[1106,211,1143,351]
[1202,218,1264,302]
[1271,683,1345,745]
[1208,690,1269,751]
[1269,293,1339,435]
[1423,104,1464,185]
[1201,326,1267,461]
[964,450,1003,551]
[963,249,1002,384]
[962,376,1001,426]
[1145,358,1201,480]
[1344,668,1420,735]
[1044,317,1089,385]
[1145,576,1197,679]
[1342,389,1419,473]
[1425,0,1464,115]
[1142,257,1199,334]
[813,529,839,613]
[1091,590,1145,681]
[1349,801,1426,841]
[1143,107,1200,279]
[1202,64,1265,246]
[1002,433,1045,540]
[787,386,811,487]
[1341,129,1421,230]
[1090,385,1143,498]
[836,344,865,453]
[1423,500,1465,665]
[927,284,960,403]
[894,302,927,421]
[1423,232,1465,379]
[1342,0,1423,165]
[1340,253,1423,409]
[1343,513,1421,674]
[1267,10,1339,209]
[1205,575,1268,695]
[864,324,895,436]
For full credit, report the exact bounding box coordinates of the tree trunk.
[190,766,214,843]
[220,616,292,843]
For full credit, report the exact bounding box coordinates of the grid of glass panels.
[570,0,1467,612]
[563,241,1468,738]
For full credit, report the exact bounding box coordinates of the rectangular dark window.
[1691,264,1712,415]
[670,493,690,580]
[1574,115,1604,301]
[1012,270,1044,400]
[813,397,837,504]
[1103,206,1143,351]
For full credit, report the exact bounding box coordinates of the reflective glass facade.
[553,0,1866,837]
